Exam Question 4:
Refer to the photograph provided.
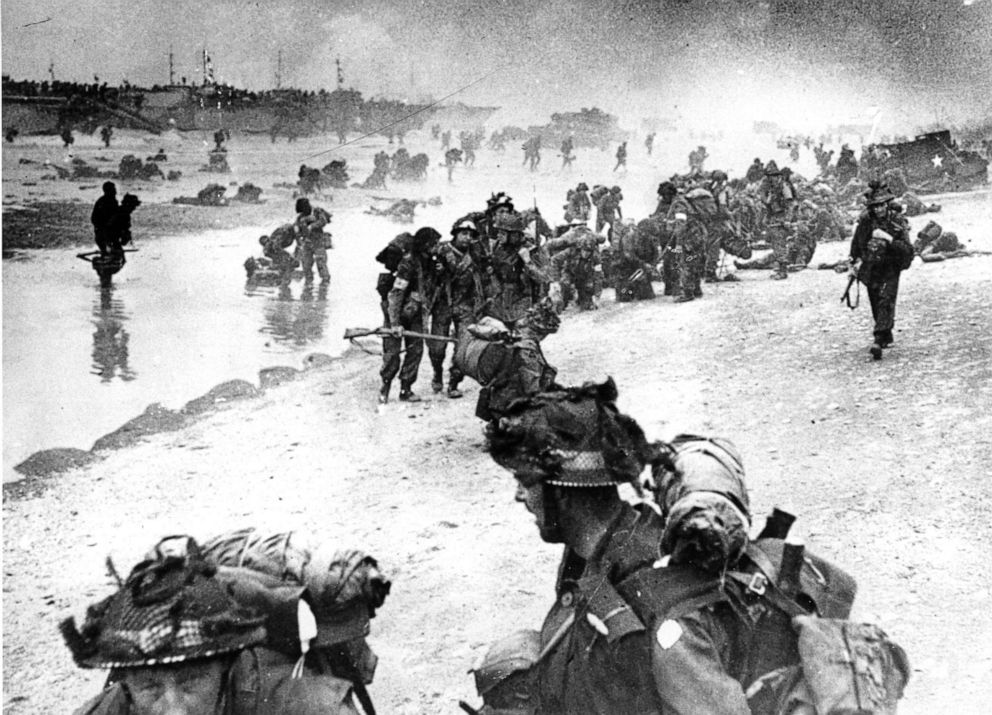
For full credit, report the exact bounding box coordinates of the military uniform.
[595,189,623,240]
[760,163,796,279]
[382,229,441,401]
[295,204,332,284]
[487,215,550,327]
[550,240,603,310]
[567,186,592,222]
[850,192,914,357]
[613,219,660,302]
[666,195,707,302]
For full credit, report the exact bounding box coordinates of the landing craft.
[876,130,988,191]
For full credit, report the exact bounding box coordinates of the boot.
[431,368,444,394]
[447,382,464,399]
[722,273,741,282]
[674,295,695,303]
[399,383,421,402]
[870,343,883,360]
[378,380,391,404]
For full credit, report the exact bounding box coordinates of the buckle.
[747,573,767,596]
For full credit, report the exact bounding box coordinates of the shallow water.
[1,210,410,482]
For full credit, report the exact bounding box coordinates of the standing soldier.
[294,198,332,285]
[613,141,628,171]
[441,129,451,151]
[645,131,656,156]
[100,125,113,148]
[91,181,118,255]
[560,135,575,169]
[487,213,549,327]
[848,183,914,360]
[444,147,463,182]
[595,185,623,242]
[106,193,141,265]
[380,227,441,403]
[566,182,592,222]
[652,181,679,295]
[745,157,765,184]
[430,218,489,398]
[760,160,796,280]
[667,187,711,302]
[689,144,709,174]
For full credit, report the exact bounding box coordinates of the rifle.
[343,327,457,342]
[840,273,859,310]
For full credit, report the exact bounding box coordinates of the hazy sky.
[3,0,990,132]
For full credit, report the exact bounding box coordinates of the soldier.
[848,183,915,359]
[595,185,623,242]
[613,218,661,302]
[105,193,141,265]
[478,384,910,715]
[460,131,477,168]
[62,537,374,714]
[645,132,656,156]
[444,147,463,182]
[294,198,332,284]
[100,125,113,148]
[91,181,119,255]
[566,182,592,223]
[549,236,603,311]
[745,158,764,184]
[487,212,550,327]
[689,144,709,174]
[759,160,797,279]
[259,224,299,288]
[613,141,628,172]
[560,135,575,168]
[381,227,441,402]
[481,379,748,714]
[430,218,490,398]
[667,187,711,302]
[441,129,452,151]
[652,182,679,295]
[836,144,859,185]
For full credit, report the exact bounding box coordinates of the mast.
[276,50,283,89]
[336,57,344,89]
[169,45,175,85]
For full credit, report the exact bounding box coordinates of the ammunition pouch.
[472,630,540,715]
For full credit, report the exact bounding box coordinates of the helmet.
[610,185,622,194]
[764,160,781,176]
[295,197,311,214]
[121,193,141,209]
[657,181,677,198]
[472,630,540,701]
[486,378,650,488]
[494,212,525,233]
[576,182,589,191]
[451,218,479,237]
[578,237,598,252]
[102,181,116,194]
[865,182,896,206]
[413,226,442,247]
[710,170,728,182]
[60,537,267,669]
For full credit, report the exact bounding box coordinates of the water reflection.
[260,282,330,346]
[91,286,136,382]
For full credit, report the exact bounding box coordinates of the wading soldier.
[760,161,796,279]
[294,198,332,284]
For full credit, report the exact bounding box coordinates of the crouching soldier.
[63,532,392,714]
[549,236,603,311]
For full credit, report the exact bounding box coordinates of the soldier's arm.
[386,258,412,327]
[650,611,750,715]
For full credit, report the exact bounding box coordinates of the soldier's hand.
[517,246,532,264]
[390,326,405,338]
[848,259,861,278]
[871,228,893,243]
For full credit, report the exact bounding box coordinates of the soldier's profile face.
[871,204,888,218]
[514,479,559,542]
[121,659,227,715]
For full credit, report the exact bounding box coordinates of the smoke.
[3,0,989,134]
